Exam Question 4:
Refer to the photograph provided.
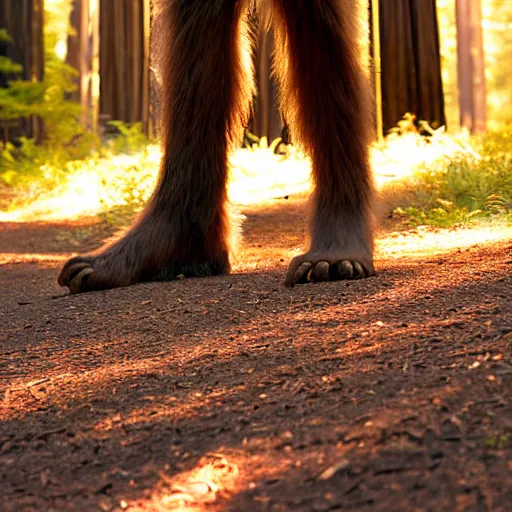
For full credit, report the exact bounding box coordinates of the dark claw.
[294,262,313,286]
[68,267,93,294]
[311,261,330,282]
[58,261,89,287]
[335,260,354,280]
[353,261,366,278]
[58,259,95,294]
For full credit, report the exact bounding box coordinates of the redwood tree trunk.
[99,0,152,134]
[456,0,487,133]
[0,0,45,143]
[376,0,446,133]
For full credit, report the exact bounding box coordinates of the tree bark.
[456,0,487,133]
[0,0,45,143]
[378,0,446,133]
[99,0,152,134]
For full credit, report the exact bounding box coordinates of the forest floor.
[1,194,512,511]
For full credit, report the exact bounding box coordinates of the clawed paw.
[58,258,95,294]
[285,256,374,287]
[58,254,231,294]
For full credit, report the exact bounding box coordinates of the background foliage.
[0,0,511,230]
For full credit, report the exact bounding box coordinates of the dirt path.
[1,198,511,511]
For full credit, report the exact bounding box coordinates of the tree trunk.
[249,21,285,143]
[0,0,45,143]
[99,0,152,135]
[66,0,82,103]
[456,0,487,133]
[378,0,446,133]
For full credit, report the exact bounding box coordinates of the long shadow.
[1,244,511,510]
[1,262,419,371]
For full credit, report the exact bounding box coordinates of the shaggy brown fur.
[58,0,374,293]
[271,0,375,285]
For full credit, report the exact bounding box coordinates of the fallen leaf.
[317,459,351,481]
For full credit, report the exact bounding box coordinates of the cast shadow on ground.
[1,244,511,510]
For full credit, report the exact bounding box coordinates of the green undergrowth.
[0,15,150,196]
[0,122,149,192]
[387,130,512,228]
[2,119,512,232]
[0,23,88,190]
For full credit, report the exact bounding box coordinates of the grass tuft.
[387,130,512,228]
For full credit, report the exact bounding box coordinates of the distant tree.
[65,0,100,131]
[456,0,487,133]
[484,0,512,127]
[66,0,82,103]
[374,0,446,133]
[98,0,151,135]
[0,0,45,143]
[247,10,288,145]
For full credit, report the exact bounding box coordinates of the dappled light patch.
[371,129,478,186]
[0,130,478,223]
[0,252,70,264]
[0,148,161,222]
[376,224,512,259]
[1,239,511,510]
[229,139,312,206]
[127,453,244,511]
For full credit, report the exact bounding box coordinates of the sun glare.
[146,454,241,511]
[0,131,476,224]
[376,224,512,259]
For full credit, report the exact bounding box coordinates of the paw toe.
[68,267,94,294]
[294,261,313,286]
[311,261,330,282]
[352,261,366,279]
[58,259,94,293]
[334,260,355,280]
